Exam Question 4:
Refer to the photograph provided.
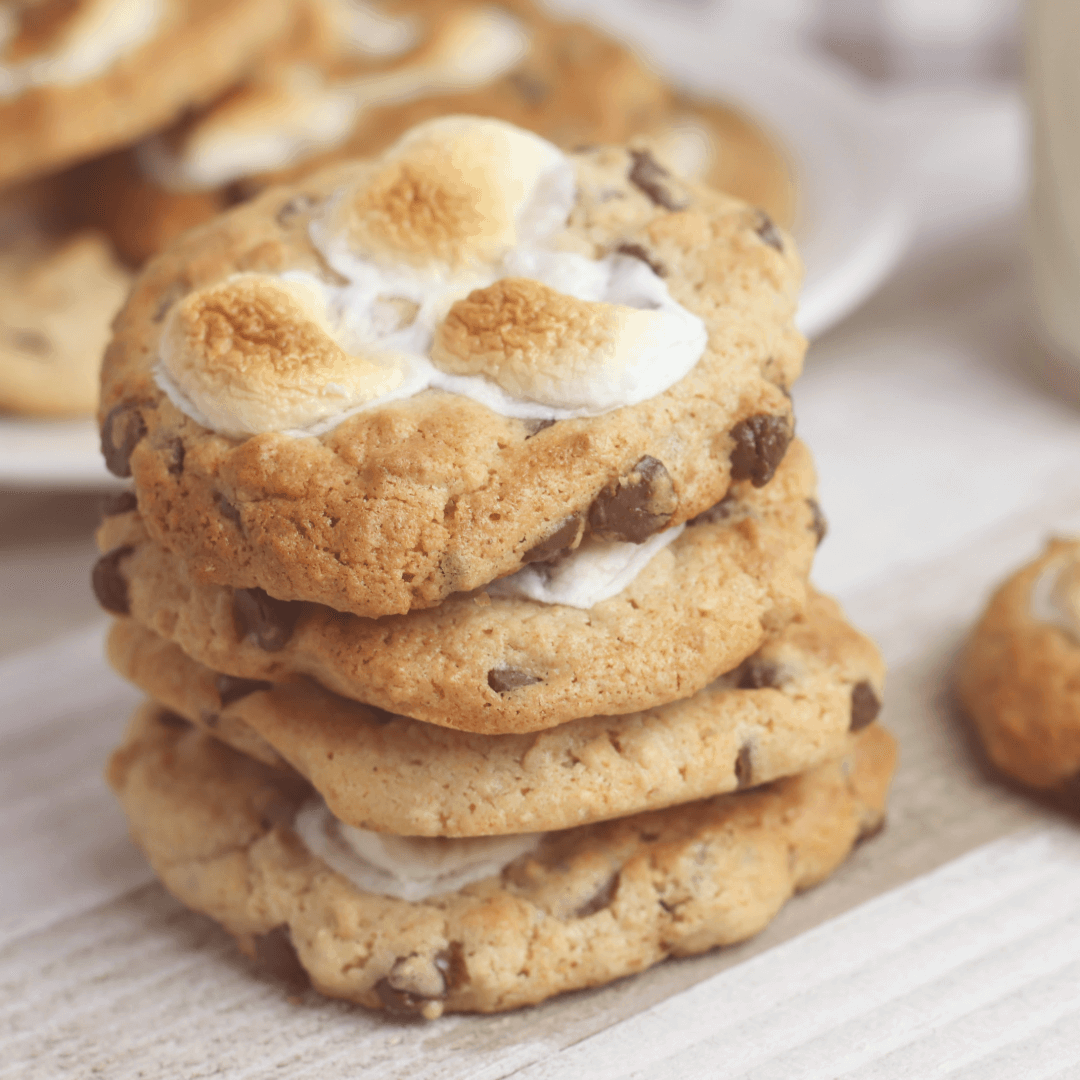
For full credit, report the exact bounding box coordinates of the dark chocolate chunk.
[276,193,317,228]
[233,588,302,652]
[588,456,677,543]
[850,681,881,731]
[100,490,137,517]
[101,403,147,478]
[728,414,791,488]
[628,149,689,211]
[92,545,133,615]
[215,674,272,706]
[615,242,665,277]
[164,437,184,476]
[488,668,542,694]
[508,69,549,104]
[575,875,618,918]
[737,659,783,690]
[735,744,753,788]
[688,492,738,528]
[157,709,191,730]
[755,209,784,252]
[523,418,556,438]
[252,926,310,991]
[522,513,585,564]
[808,498,828,546]
[216,492,242,529]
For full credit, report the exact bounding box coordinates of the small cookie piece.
[97,440,821,734]
[107,589,886,836]
[0,0,292,187]
[108,703,896,1016]
[958,538,1080,788]
[0,226,130,417]
[100,120,803,619]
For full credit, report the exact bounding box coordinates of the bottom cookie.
[108,703,897,1017]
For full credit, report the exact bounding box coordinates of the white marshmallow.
[1030,550,1080,642]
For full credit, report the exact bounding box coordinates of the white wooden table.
[5,83,1080,1078]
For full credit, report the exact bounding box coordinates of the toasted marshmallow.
[432,273,707,411]
[489,524,685,609]
[1030,550,1080,642]
[313,115,571,276]
[294,798,541,900]
[138,5,528,192]
[158,273,407,437]
[0,0,165,99]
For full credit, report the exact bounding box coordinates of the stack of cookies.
[0,0,790,419]
[95,115,896,1017]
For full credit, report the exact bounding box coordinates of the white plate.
[0,11,911,489]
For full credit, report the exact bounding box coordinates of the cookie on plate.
[95,439,820,733]
[80,0,675,265]
[0,0,292,188]
[108,701,896,1016]
[0,208,130,416]
[107,588,884,835]
[99,115,804,619]
[958,537,1080,788]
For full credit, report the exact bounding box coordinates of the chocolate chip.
[755,210,784,252]
[615,242,665,277]
[164,437,184,477]
[7,328,51,355]
[216,492,242,529]
[628,149,689,211]
[688,491,739,527]
[215,674,272,706]
[92,545,133,615]
[508,69,549,104]
[376,951,452,1016]
[157,709,191,730]
[575,875,618,918]
[735,744,753,788]
[276,193,318,228]
[488,668,542,694]
[808,498,827,546]
[100,490,137,517]
[523,418,556,438]
[252,926,310,992]
[101,403,147,478]
[522,513,585,564]
[728,415,791,488]
[850,682,881,731]
[588,456,677,543]
[222,180,250,207]
[737,659,783,690]
[233,588,301,652]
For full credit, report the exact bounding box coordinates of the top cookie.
[100,115,803,619]
[0,0,291,188]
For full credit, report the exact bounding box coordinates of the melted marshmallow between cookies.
[155,117,707,438]
[0,0,165,100]
[295,798,541,901]
[1030,550,1080,641]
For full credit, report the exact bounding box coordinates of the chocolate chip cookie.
[96,440,821,733]
[108,701,895,1016]
[107,588,884,835]
[99,118,804,619]
[958,537,1080,788]
[0,0,291,188]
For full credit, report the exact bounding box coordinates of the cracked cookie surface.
[97,440,819,733]
[108,703,895,1016]
[107,589,885,835]
[99,133,804,618]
